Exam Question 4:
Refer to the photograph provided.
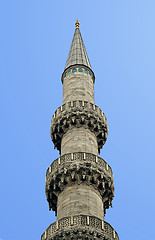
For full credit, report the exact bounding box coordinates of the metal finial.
[75,20,80,28]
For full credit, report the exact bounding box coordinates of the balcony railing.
[41,215,119,240]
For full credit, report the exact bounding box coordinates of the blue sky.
[0,1,155,239]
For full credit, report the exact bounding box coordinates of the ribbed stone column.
[42,21,119,240]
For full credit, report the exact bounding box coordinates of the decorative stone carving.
[51,100,108,153]
[41,215,119,240]
[45,152,114,215]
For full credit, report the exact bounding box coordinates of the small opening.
[68,70,71,75]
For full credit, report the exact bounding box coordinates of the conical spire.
[64,20,92,70]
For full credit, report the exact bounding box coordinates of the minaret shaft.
[61,128,98,155]
[57,184,104,220]
[61,67,97,155]
[63,68,95,104]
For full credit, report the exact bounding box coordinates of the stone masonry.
[41,20,119,240]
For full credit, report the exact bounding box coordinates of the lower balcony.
[41,215,119,240]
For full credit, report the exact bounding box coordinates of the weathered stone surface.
[57,184,104,220]
[61,128,98,155]
[41,215,119,240]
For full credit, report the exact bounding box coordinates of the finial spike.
[75,20,80,28]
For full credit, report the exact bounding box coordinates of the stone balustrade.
[46,152,113,178]
[52,100,106,120]
[41,215,119,240]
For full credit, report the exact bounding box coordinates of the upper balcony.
[51,100,108,153]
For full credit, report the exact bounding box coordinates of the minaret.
[41,21,119,240]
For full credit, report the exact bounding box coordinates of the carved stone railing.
[51,100,108,153]
[46,152,113,177]
[45,152,114,214]
[41,215,119,240]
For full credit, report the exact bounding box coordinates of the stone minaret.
[41,21,119,240]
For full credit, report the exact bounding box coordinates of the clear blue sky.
[1,1,155,239]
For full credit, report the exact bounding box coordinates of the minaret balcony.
[45,152,114,216]
[51,100,108,153]
[41,215,119,240]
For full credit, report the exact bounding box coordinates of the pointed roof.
[64,21,92,70]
